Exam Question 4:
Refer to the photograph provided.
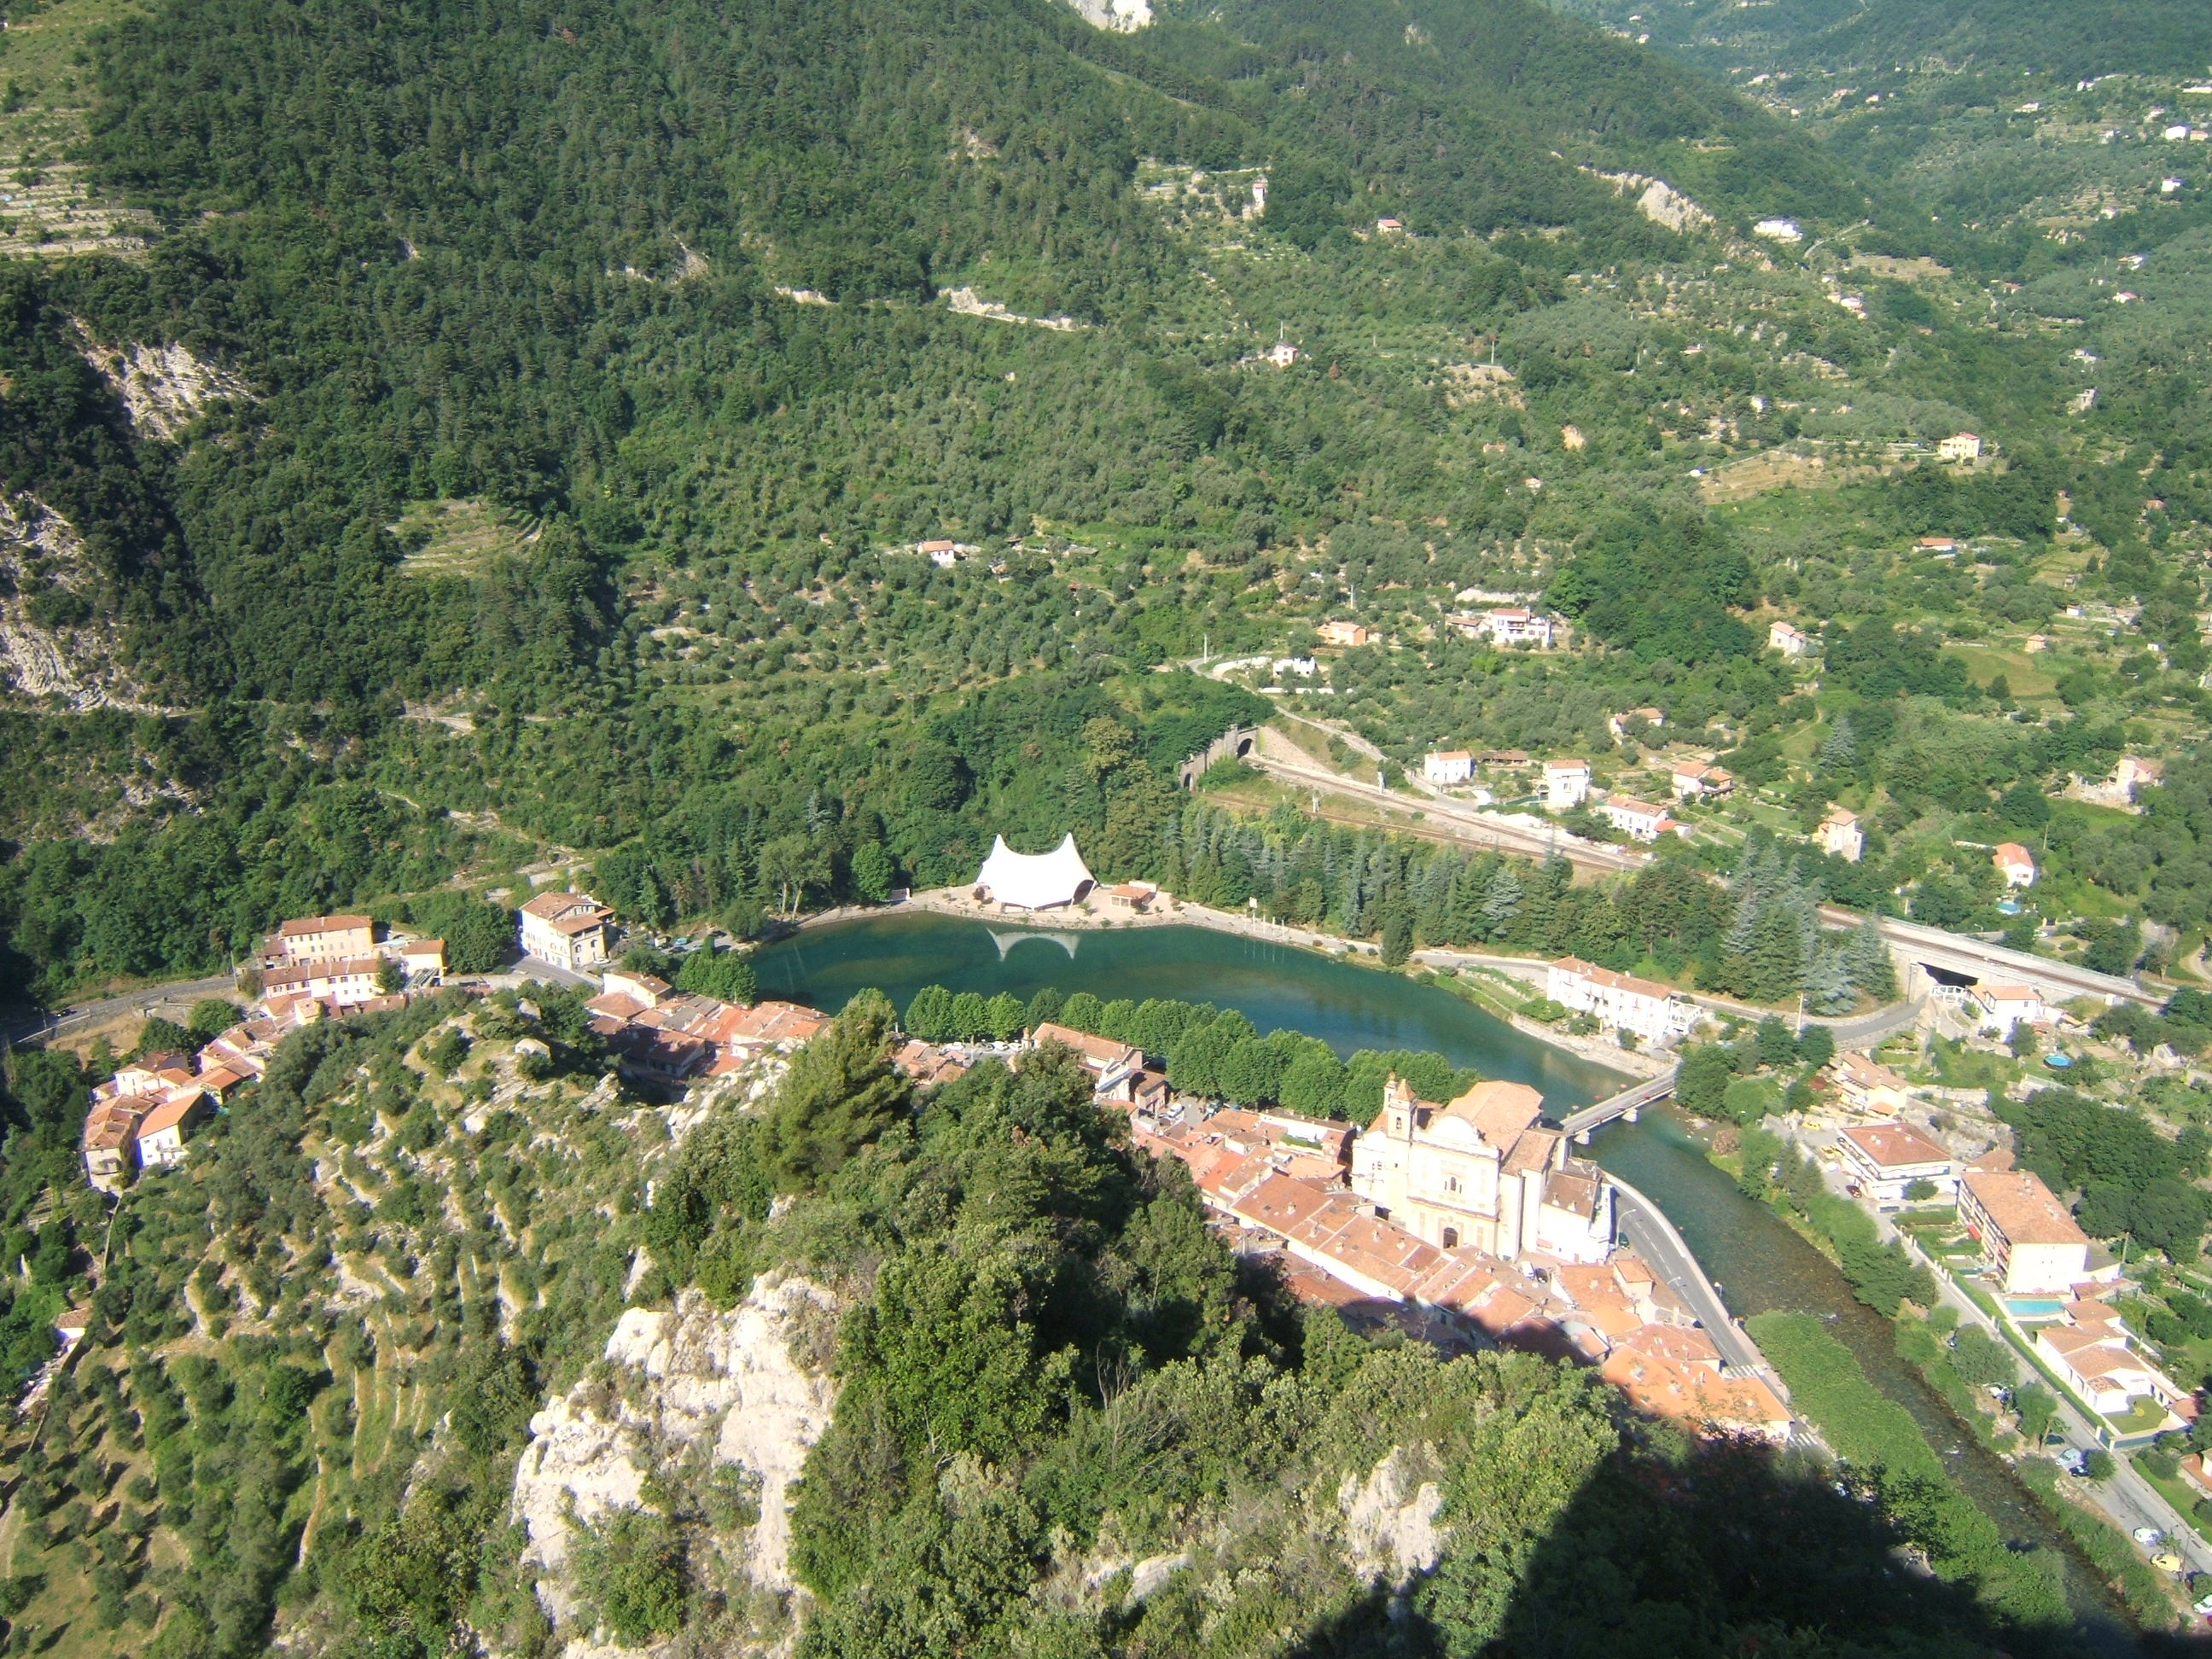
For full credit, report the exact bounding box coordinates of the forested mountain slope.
[0,0,2193,1014]
[7,0,2212,1654]
[0,0,1825,994]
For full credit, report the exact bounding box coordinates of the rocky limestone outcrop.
[78,334,254,442]
[1339,1447,1444,1581]
[0,492,164,712]
[1062,0,1150,30]
[511,1275,840,1637]
[1583,168,1714,236]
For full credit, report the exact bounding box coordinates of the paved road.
[1825,996,1927,1046]
[1,972,242,1046]
[1608,1172,1771,1377]
[1788,1126,2212,1581]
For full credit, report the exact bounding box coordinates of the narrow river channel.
[1592,1109,2135,1651]
[752,913,2139,1644]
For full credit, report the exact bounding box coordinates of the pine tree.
[1806,946,1856,1014]
[1847,913,1898,1000]
[1381,900,1415,966]
[1481,866,1524,934]
[1817,716,1856,771]
[1746,905,1810,1003]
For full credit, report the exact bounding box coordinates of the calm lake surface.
[754,911,2133,1644]
[752,913,1628,1106]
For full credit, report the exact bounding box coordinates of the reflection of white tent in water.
[974,834,1095,911]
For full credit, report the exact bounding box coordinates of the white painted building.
[1973,983,2046,1038]
[135,1089,213,1172]
[520,890,617,972]
[1837,1123,1956,1209]
[1959,1168,2089,1295]
[1543,758,1591,811]
[1423,749,1475,785]
[260,955,387,1009]
[1599,795,1678,842]
[1767,620,1811,657]
[1547,958,1699,1046]
[1937,432,1983,463]
[1481,608,1555,649]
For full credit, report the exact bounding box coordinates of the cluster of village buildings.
[1819,1047,2198,1441]
[73,857,2203,1458]
[891,1019,1796,1441]
[1414,738,2065,896]
[84,914,450,1191]
[884,992,2212,1451]
[581,963,826,1085]
[82,893,833,1190]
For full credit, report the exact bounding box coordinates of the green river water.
[751,912,2138,1645]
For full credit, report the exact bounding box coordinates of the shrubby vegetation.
[0,973,2151,1658]
[638,1004,2098,1656]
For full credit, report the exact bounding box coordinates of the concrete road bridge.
[1558,1068,1678,1139]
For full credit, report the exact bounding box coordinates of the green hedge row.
[1749,1312,2070,1630]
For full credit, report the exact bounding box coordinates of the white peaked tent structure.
[974,834,1097,911]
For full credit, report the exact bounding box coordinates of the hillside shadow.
[1289,1432,2188,1658]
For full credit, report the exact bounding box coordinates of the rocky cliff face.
[0,492,166,713]
[78,334,253,443]
[1061,0,1152,31]
[1338,1446,1445,1580]
[511,1274,840,1649]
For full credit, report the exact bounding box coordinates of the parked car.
[2134,1527,2165,1546]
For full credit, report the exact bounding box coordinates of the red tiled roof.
[137,1089,208,1138]
[1964,1169,2087,1248]
[1550,957,1678,1004]
[1839,1124,1951,1169]
[1441,1080,1545,1146]
[1033,1023,1142,1068]
[84,1101,144,1151]
[521,891,614,931]
[278,913,371,937]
